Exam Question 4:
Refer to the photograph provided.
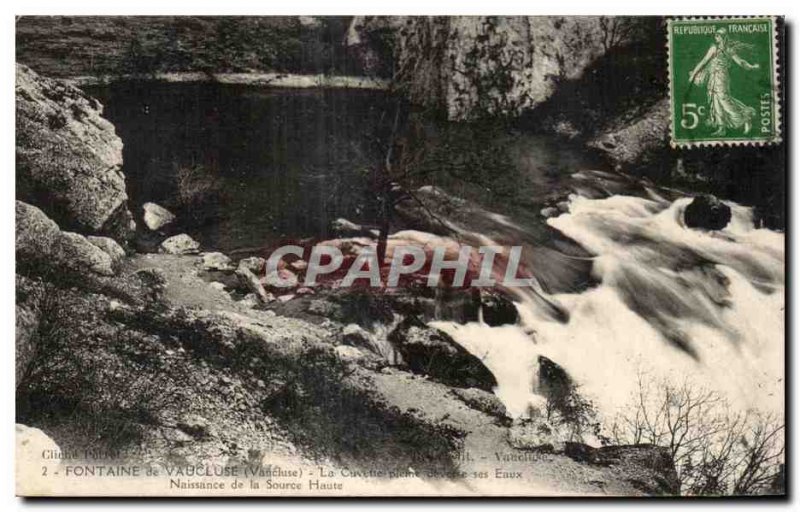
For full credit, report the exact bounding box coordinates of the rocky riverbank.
[15,62,681,496]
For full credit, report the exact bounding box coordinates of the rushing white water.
[434,192,785,424]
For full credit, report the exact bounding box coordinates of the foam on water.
[435,193,784,425]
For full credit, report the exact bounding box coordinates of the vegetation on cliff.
[16,16,364,78]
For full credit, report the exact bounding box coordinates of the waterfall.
[434,192,784,425]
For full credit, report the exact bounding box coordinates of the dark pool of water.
[87,82,606,256]
[87,82,393,253]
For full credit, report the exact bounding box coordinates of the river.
[88,82,785,427]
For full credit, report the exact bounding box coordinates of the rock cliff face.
[16,64,134,241]
[351,16,783,229]
[347,16,641,121]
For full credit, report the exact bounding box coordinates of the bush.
[16,288,191,452]
[173,163,224,222]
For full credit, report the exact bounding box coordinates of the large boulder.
[16,64,134,241]
[340,323,392,359]
[481,292,519,326]
[55,232,115,276]
[142,202,176,231]
[87,235,126,265]
[200,252,233,272]
[16,200,114,277]
[684,194,732,231]
[15,200,60,255]
[16,424,61,464]
[387,315,497,391]
[159,234,200,255]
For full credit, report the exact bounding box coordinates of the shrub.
[173,163,224,222]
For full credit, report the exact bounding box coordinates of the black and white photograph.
[10,8,788,499]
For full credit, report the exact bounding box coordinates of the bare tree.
[610,372,785,496]
[597,16,642,52]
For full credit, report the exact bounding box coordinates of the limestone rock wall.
[16,64,134,242]
[348,16,640,120]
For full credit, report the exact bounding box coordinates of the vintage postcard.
[15,15,785,497]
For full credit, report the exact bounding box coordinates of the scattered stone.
[684,194,732,230]
[237,257,266,274]
[295,287,314,296]
[263,270,298,289]
[160,234,200,255]
[209,282,226,292]
[87,235,126,264]
[235,267,274,304]
[431,288,480,324]
[142,202,176,231]
[200,252,233,271]
[277,294,295,303]
[587,99,671,170]
[388,316,497,391]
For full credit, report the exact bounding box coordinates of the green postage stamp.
[668,17,780,147]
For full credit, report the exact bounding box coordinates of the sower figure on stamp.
[688,28,760,136]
